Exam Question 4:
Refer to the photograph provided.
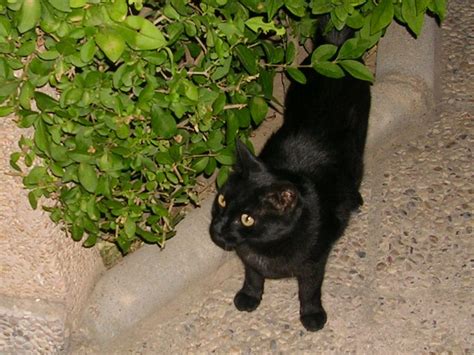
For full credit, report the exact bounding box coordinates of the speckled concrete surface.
[0,109,104,350]
[72,0,473,353]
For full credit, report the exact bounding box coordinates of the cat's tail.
[316,14,354,46]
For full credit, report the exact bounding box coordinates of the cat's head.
[210,141,302,251]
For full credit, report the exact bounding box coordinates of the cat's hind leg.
[234,266,264,312]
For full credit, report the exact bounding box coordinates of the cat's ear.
[235,140,265,174]
[264,183,299,213]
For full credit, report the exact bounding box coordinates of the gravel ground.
[73,0,473,353]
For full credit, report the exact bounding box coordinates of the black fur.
[209,25,371,331]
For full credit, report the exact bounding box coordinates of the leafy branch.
[0,0,446,255]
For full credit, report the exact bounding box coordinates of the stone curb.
[77,17,440,344]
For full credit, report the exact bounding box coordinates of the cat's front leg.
[297,260,328,331]
[234,265,264,312]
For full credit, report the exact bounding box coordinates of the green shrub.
[1,0,445,253]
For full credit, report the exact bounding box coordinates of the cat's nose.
[210,220,224,236]
[209,222,236,251]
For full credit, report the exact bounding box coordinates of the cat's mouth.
[212,237,237,251]
[210,230,238,251]
[221,243,236,251]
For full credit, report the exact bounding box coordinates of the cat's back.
[283,67,370,134]
[260,69,370,172]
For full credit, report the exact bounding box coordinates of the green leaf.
[17,40,36,57]
[116,234,132,253]
[207,130,224,152]
[50,144,68,162]
[50,163,64,177]
[259,69,274,100]
[62,87,84,106]
[70,0,87,8]
[334,5,348,23]
[285,0,306,17]
[28,190,39,210]
[240,0,266,13]
[136,227,159,243]
[312,0,332,14]
[215,149,235,165]
[95,29,125,63]
[216,166,230,187]
[47,0,71,12]
[183,81,199,101]
[155,151,174,165]
[34,120,50,154]
[34,92,58,112]
[96,176,111,197]
[123,16,167,50]
[267,0,284,19]
[165,172,179,184]
[245,17,285,36]
[346,11,365,29]
[416,0,431,14]
[19,81,34,110]
[192,157,209,173]
[204,157,217,176]
[69,152,95,163]
[286,67,306,84]
[311,44,338,64]
[169,145,182,162]
[211,57,232,81]
[25,151,36,167]
[82,234,98,248]
[286,41,296,64]
[10,152,22,172]
[0,106,15,117]
[23,166,48,186]
[106,0,128,22]
[331,10,346,30]
[115,124,130,139]
[370,0,394,34]
[428,0,446,21]
[235,45,258,75]
[313,61,345,78]
[0,17,12,36]
[80,39,96,63]
[213,93,227,114]
[402,0,424,36]
[124,218,136,238]
[38,48,58,61]
[0,81,19,97]
[78,162,98,193]
[337,38,371,60]
[71,223,84,241]
[339,60,374,82]
[249,97,268,125]
[151,106,177,139]
[163,4,180,20]
[151,204,168,217]
[86,197,100,221]
[226,111,240,144]
[17,0,41,33]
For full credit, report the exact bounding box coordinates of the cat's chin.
[211,238,237,251]
[222,244,236,251]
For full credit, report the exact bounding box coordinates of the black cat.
[209,24,371,331]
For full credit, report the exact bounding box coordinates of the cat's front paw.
[300,310,327,331]
[234,291,261,312]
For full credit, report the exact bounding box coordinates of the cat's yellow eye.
[240,213,255,227]
[217,194,226,208]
